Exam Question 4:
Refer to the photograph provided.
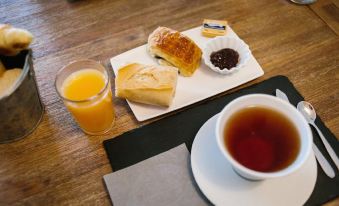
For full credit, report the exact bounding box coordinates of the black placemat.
[104,75,339,206]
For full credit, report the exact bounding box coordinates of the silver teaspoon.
[276,90,335,178]
[297,101,339,170]
[290,0,317,5]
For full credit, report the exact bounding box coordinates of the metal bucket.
[0,50,44,143]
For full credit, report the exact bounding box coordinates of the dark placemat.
[104,75,339,206]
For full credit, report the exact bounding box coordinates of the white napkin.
[103,144,210,206]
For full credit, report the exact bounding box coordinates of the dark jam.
[210,48,239,70]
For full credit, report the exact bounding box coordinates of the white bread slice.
[115,63,178,107]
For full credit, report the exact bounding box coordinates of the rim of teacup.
[215,94,313,180]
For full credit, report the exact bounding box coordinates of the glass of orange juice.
[55,59,115,135]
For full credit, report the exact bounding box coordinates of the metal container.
[0,50,44,143]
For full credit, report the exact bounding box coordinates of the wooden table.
[0,0,338,205]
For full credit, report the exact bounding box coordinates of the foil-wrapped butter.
[202,19,227,38]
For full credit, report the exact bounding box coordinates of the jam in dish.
[210,48,239,70]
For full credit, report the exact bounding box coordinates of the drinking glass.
[55,59,115,135]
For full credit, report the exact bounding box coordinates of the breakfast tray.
[110,26,264,121]
[103,76,339,206]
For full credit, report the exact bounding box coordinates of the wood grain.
[0,0,338,205]
[310,0,339,35]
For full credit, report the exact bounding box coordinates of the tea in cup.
[216,94,312,180]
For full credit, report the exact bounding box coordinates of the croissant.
[0,24,33,56]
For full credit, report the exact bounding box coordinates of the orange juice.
[61,69,115,134]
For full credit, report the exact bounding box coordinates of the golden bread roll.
[0,60,5,76]
[0,68,22,97]
[148,27,202,77]
[115,63,178,107]
[0,24,33,56]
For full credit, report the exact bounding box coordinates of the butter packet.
[202,19,227,38]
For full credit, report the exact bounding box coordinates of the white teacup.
[216,94,313,181]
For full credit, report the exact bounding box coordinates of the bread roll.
[115,63,178,107]
[148,27,202,77]
[0,68,22,97]
[0,60,5,76]
[0,24,33,56]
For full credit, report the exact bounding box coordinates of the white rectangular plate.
[110,26,264,121]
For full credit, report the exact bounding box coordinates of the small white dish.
[202,36,251,75]
[191,114,317,206]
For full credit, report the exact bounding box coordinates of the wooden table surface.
[0,0,338,205]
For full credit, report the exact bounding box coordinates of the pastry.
[115,63,178,107]
[0,24,33,56]
[0,68,22,97]
[148,27,202,77]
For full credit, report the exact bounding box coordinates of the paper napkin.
[103,144,210,206]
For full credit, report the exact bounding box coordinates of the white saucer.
[191,114,317,206]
